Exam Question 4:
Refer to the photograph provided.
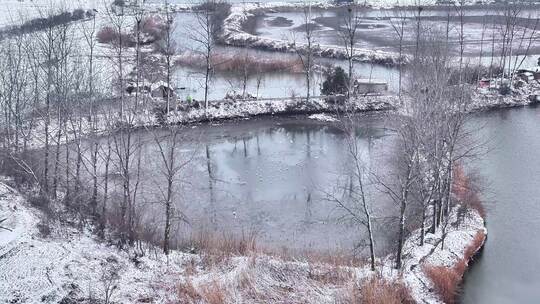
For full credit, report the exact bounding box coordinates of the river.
[461,106,540,304]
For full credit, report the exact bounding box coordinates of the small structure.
[354,79,388,95]
[224,90,256,101]
[151,81,175,99]
[478,78,491,88]
[515,67,540,82]
[126,81,150,95]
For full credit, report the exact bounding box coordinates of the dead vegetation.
[174,52,304,74]
[177,279,229,304]
[423,265,461,304]
[424,230,486,304]
[343,275,414,304]
[452,164,487,219]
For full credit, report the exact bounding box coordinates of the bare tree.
[190,0,229,112]
[293,3,317,102]
[156,2,177,114]
[339,6,361,102]
[388,8,406,98]
[105,4,129,120]
[327,115,376,271]
[149,126,183,255]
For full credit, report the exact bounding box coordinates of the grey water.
[461,106,540,304]
[90,114,398,255]
[171,12,400,100]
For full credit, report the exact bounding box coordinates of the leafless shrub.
[307,263,354,285]
[140,15,167,42]
[199,281,229,304]
[37,219,52,237]
[175,52,303,74]
[423,265,460,304]
[176,279,229,304]
[100,264,120,304]
[97,26,134,46]
[358,275,414,304]
[192,0,231,38]
[452,164,486,219]
[176,279,201,303]
[424,230,485,304]
[182,229,258,269]
[190,229,258,256]
[0,151,41,187]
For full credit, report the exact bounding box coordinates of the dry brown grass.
[357,276,415,304]
[463,231,486,261]
[424,230,486,304]
[175,52,303,74]
[452,164,486,219]
[176,279,229,304]
[192,229,258,255]
[307,263,354,285]
[423,265,460,304]
[199,281,229,304]
[186,229,258,268]
[176,279,201,303]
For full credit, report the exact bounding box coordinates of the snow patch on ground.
[308,113,338,122]
[220,2,406,66]
[0,178,486,303]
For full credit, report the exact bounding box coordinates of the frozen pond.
[82,114,399,255]
[171,48,400,100]
[253,6,540,58]
[171,12,400,100]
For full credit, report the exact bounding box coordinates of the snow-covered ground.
[470,81,540,111]
[220,2,406,66]
[168,95,398,123]
[0,176,486,303]
[0,0,102,28]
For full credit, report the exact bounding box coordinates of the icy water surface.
[86,114,399,254]
[461,106,540,303]
[254,6,540,58]
[171,12,400,100]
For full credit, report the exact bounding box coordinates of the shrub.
[498,82,511,95]
[359,276,415,304]
[176,280,229,304]
[424,230,486,304]
[37,220,52,237]
[72,8,85,20]
[141,15,166,39]
[424,266,460,304]
[97,26,134,46]
[464,231,486,261]
[452,164,486,219]
[97,26,118,44]
[321,66,349,96]
[175,52,302,74]
[192,0,231,38]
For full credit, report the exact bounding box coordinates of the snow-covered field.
[0,0,102,28]
[220,2,406,66]
[0,177,486,303]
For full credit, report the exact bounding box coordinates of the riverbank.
[20,81,539,151]
[0,175,486,303]
[220,2,406,66]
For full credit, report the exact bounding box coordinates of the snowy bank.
[167,95,398,124]
[0,177,486,304]
[220,2,407,66]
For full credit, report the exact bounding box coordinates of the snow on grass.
[308,113,338,122]
[0,175,486,304]
[0,0,103,28]
[220,2,407,66]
